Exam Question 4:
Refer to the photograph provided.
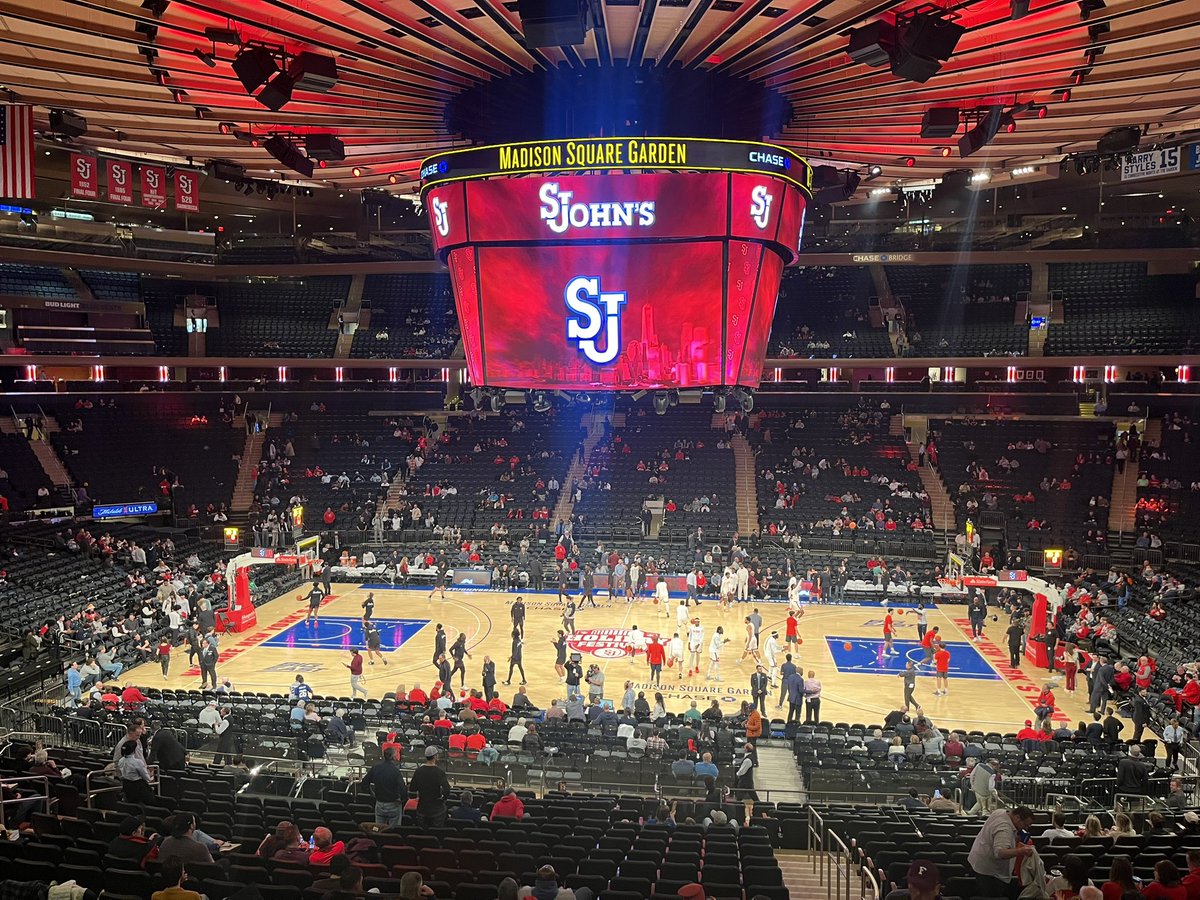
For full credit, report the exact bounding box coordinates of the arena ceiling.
[0,0,1198,193]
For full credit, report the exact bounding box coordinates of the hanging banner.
[174,169,199,212]
[106,159,133,204]
[69,152,98,199]
[140,164,167,208]
[1121,147,1180,181]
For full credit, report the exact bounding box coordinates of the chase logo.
[750,185,774,229]
[420,159,449,180]
[565,275,626,365]
[749,150,790,170]
[431,197,450,237]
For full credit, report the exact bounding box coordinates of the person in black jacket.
[360,745,408,827]
[107,815,153,864]
[149,725,188,773]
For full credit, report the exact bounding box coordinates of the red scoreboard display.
[420,137,809,391]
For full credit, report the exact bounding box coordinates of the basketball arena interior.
[0,1,1199,898]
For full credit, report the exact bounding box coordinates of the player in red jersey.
[883,608,898,657]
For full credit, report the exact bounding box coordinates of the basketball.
[896,609,904,616]
[797,638,803,645]
[653,598,659,605]
[843,641,853,651]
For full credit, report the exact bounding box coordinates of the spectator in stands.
[1101,855,1139,899]
[518,864,592,900]
[152,859,202,900]
[884,859,941,900]
[309,827,345,865]
[159,814,214,867]
[1045,854,1092,898]
[452,790,483,822]
[694,753,719,780]
[1041,811,1075,841]
[1166,777,1188,810]
[1143,860,1187,899]
[409,746,451,827]
[108,815,153,865]
[116,738,155,803]
[311,855,352,894]
[1115,745,1151,795]
[967,805,1034,898]
[360,745,408,827]
[490,787,526,820]
[257,821,309,863]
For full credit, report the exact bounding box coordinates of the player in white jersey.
[667,632,685,678]
[787,574,802,609]
[676,598,690,631]
[763,631,782,686]
[626,624,647,660]
[654,577,670,612]
[687,619,705,676]
[720,568,735,609]
[707,626,730,681]
[736,563,750,602]
[629,562,642,600]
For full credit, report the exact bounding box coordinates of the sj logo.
[565,275,625,365]
[750,185,774,230]
[75,156,94,180]
[431,197,450,237]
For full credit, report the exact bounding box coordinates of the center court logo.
[568,628,661,659]
[565,275,626,365]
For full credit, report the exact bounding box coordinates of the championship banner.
[69,152,98,199]
[174,169,199,212]
[106,158,133,204]
[140,165,167,208]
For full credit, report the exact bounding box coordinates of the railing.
[0,774,51,830]
[808,805,879,900]
[85,763,160,808]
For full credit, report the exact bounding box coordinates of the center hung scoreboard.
[419,136,810,391]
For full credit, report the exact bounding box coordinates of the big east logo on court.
[568,628,661,659]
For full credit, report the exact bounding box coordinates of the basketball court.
[123,583,1091,733]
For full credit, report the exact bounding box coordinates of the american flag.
[0,104,35,200]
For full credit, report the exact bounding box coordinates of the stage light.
[288,51,339,93]
[1033,104,1048,118]
[218,122,234,135]
[232,46,278,94]
[938,146,952,158]
[1000,113,1017,134]
[306,133,345,162]
[653,391,670,416]
[713,392,727,414]
[204,26,241,44]
[469,387,484,406]
[192,47,217,67]
[970,171,991,183]
[959,106,1003,158]
[263,135,314,179]
[904,156,916,167]
[531,390,552,413]
[352,167,364,177]
[489,390,506,413]
[734,388,755,413]
[890,7,965,83]
[256,71,295,111]
[866,164,883,182]
[388,174,398,185]
[1060,89,1071,101]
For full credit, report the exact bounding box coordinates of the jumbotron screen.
[421,138,809,390]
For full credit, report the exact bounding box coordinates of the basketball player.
[557,565,571,604]
[787,572,802,610]
[736,562,750,604]
[785,610,800,652]
[667,631,685,679]
[301,581,325,625]
[646,634,665,685]
[654,577,670,611]
[707,626,730,682]
[510,596,526,637]
[503,627,526,685]
[720,567,735,609]
[364,621,387,666]
[429,564,448,602]
[562,598,577,635]
[914,602,928,640]
[933,642,951,696]
[920,625,940,666]
[552,631,568,681]
[626,624,647,661]
[883,607,898,657]
[361,592,375,625]
[448,632,470,687]
[740,616,761,664]
[677,598,689,632]
[431,623,447,666]
[580,565,597,608]
[629,559,642,602]
[763,630,782,687]
[687,618,705,676]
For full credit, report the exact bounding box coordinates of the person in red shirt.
[646,637,665,685]
[490,787,525,820]
[920,626,940,665]
[407,684,428,705]
[554,543,567,562]
[1143,860,1189,900]
[488,695,508,717]
[1034,684,1055,722]
[448,730,468,752]
[882,609,897,657]
[1016,719,1040,743]
[933,644,951,696]
[121,685,148,710]
[308,828,345,865]
[1179,848,1200,900]
[785,612,799,649]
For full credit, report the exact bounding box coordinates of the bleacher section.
[768,266,891,358]
[0,433,53,511]
[26,395,243,514]
[930,418,1114,552]
[748,403,936,557]
[1045,262,1200,355]
[574,405,735,545]
[888,264,1029,357]
[207,277,346,358]
[0,264,74,298]
[79,269,140,302]
[139,277,200,356]
[1134,417,1200,542]
[351,273,460,359]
